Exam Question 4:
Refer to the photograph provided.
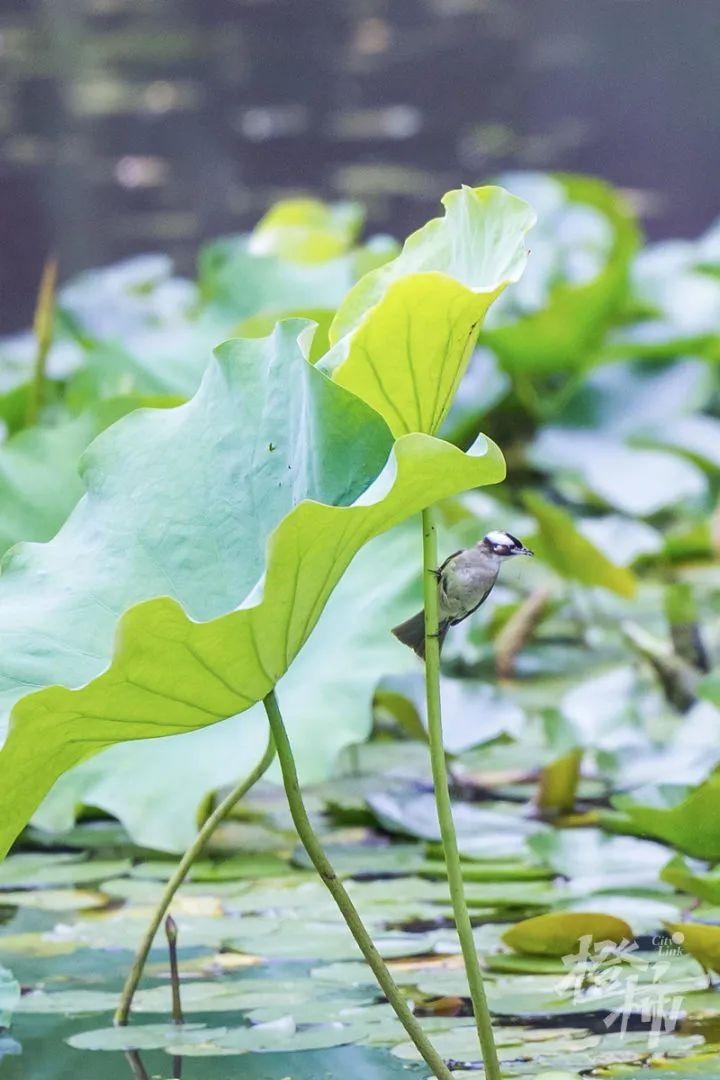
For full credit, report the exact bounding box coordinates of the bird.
[392,530,534,659]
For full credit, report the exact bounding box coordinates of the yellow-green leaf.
[664,921,720,976]
[320,185,535,436]
[503,911,633,957]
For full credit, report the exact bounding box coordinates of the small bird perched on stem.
[392,530,534,659]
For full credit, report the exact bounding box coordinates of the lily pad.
[502,912,633,957]
[664,922,720,977]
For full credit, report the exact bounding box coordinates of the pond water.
[1,0,719,329]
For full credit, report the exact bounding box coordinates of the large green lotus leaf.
[0,396,178,559]
[608,778,720,860]
[320,185,535,435]
[483,173,638,375]
[0,320,390,715]
[30,526,423,851]
[0,337,504,856]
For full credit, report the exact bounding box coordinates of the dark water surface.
[1,1,720,321]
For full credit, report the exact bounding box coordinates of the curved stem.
[114,732,276,1026]
[263,689,454,1080]
[421,507,500,1080]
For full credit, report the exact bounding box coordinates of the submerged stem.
[421,507,500,1080]
[263,689,454,1080]
[114,732,276,1026]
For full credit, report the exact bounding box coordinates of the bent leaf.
[32,525,424,851]
[502,911,633,957]
[320,185,535,435]
[0,414,504,858]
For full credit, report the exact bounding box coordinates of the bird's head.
[482,530,534,558]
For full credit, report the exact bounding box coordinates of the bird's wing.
[438,549,463,573]
[448,584,494,626]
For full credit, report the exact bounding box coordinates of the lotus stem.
[166,914,183,1079]
[263,688,455,1080]
[421,506,501,1080]
[27,255,58,425]
[114,731,276,1026]
[495,586,552,680]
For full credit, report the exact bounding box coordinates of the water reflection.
[1,2,719,328]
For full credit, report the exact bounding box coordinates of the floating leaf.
[367,790,542,859]
[67,1022,228,1052]
[0,852,129,889]
[502,912,633,957]
[664,921,720,977]
[529,829,671,896]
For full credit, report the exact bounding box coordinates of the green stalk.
[114,732,276,1026]
[27,256,58,426]
[263,689,454,1080]
[421,507,500,1079]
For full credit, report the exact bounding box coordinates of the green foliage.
[664,921,720,977]
[1,175,720,1076]
[502,911,633,957]
[524,492,637,598]
[322,185,535,435]
[0,186,531,858]
[610,778,720,860]
[484,173,639,377]
[661,855,720,905]
[250,197,363,263]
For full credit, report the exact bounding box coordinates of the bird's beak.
[517,546,534,557]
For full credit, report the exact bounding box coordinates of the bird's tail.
[391,610,450,660]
